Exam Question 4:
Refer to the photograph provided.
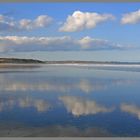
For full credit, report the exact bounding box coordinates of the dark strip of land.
[0,58,44,64]
[1,58,140,65]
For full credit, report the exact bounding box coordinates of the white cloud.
[0,36,128,52]
[0,36,76,52]
[0,14,53,31]
[121,9,140,24]
[78,36,123,50]
[0,14,17,31]
[19,15,52,30]
[121,103,140,119]
[59,11,115,32]
[60,96,114,117]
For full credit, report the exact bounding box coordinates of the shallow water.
[0,64,140,137]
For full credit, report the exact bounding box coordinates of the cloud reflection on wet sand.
[0,97,51,113]
[60,96,114,117]
[121,103,140,119]
[0,74,136,94]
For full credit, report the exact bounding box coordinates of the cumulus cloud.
[0,14,52,31]
[0,36,128,52]
[60,96,114,117]
[121,9,140,24]
[59,11,115,32]
[19,15,52,30]
[121,103,140,119]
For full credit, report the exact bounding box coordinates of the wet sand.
[0,123,112,137]
[0,64,43,69]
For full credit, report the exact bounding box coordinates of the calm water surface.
[0,64,140,137]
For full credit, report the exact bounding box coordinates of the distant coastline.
[1,58,140,65]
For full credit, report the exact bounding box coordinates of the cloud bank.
[59,11,115,32]
[0,36,128,52]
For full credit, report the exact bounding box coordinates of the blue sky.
[0,3,140,61]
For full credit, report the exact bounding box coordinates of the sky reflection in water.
[0,65,140,136]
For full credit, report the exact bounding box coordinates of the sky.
[0,3,140,61]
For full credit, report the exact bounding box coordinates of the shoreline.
[45,63,140,67]
[1,63,140,67]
